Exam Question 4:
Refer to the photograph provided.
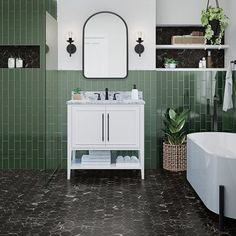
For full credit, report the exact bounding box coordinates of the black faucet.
[94,93,101,100]
[105,88,109,100]
[213,95,220,132]
[113,93,120,100]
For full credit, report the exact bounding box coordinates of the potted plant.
[162,108,190,172]
[164,58,178,69]
[72,87,81,100]
[201,5,229,45]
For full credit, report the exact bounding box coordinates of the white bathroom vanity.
[67,92,145,179]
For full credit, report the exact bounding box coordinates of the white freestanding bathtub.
[187,132,236,219]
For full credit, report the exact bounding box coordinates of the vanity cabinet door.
[71,106,105,148]
[105,106,139,147]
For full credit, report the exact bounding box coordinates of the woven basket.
[163,142,187,172]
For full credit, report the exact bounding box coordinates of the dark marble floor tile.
[0,170,235,236]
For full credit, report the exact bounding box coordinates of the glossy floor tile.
[0,170,236,236]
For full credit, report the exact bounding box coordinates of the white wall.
[156,0,235,68]
[46,12,58,70]
[225,0,236,66]
[156,0,228,25]
[58,0,156,70]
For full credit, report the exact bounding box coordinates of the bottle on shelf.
[202,57,206,68]
[207,51,214,68]
[199,60,203,68]
[8,56,15,68]
[16,57,23,68]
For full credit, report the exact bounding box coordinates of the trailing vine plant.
[201,6,229,45]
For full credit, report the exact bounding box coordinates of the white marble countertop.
[67,99,145,105]
[67,91,145,105]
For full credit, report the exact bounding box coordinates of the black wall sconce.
[135,32,145,57]
[66,32,77,57]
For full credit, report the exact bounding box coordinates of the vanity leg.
[67,149,71,180]
[141,168,144,180]
[139,149,145,180]
[72,150,76,160]
[67,169,71,180]
[219,185,225,231]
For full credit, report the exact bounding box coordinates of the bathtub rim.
[187,132,236,160]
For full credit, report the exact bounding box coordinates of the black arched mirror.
[83,11,128,79]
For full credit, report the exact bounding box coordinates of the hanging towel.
[223,65,234,112]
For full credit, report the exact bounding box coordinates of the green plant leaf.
[175,109,190,125]
[169,109,176,120]
[72,87,81,94]
[201,6,229,45]
[163,107,189,145]
[169,120,185,133]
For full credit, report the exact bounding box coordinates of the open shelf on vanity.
[71,159,141,170]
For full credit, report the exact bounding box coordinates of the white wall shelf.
[156,44,229,50]
[156,68,229,72]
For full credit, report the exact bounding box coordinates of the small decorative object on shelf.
[162,108,190,171]
[8,57,15,68]
[164,58,178,69]
[171,35,205,45]
[201,0,229,45]
[16,57,23,68]
[72,87,81,100]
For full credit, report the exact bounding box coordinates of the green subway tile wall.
[45,70,236,170]
[0,0,56,169]
[1,68,236,169]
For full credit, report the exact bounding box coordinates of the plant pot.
[163,142,187,172]
[169,63,177,69]
[164,64,177,69]
[206,19,221,44]
[210,19,220,37]
[72,94,81,100]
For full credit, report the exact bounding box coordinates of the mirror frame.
[82,11,129,79]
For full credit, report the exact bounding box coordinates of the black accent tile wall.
[156,26,205,45]
[0,46,40,68]
[156,49,224,68]
[156,26,225,68]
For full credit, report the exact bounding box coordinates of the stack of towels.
[81,151,111,165]
[116,156,139,166]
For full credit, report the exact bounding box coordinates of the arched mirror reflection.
[83,11,128,79]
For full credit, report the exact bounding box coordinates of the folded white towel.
[89,150,111,157]
[223,65,234,112]
[130,156,139,163]
[81,155,110,164]
[124,156,131,162]
[116,156,125,163]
